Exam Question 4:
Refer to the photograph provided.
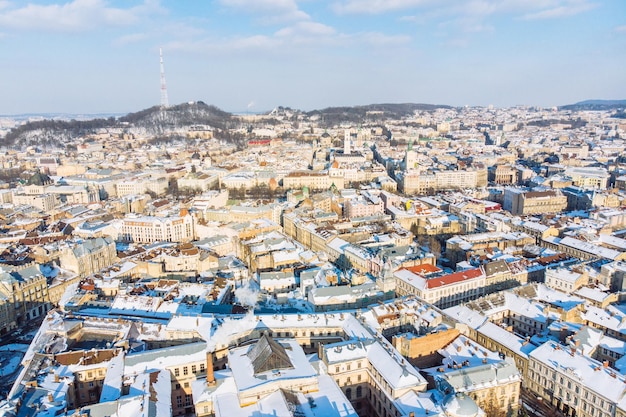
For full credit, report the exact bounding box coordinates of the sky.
[0,0,625,114]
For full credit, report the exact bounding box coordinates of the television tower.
[159,47,169,108]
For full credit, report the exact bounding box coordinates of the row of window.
[173,363,205,377]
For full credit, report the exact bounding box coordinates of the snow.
[301,374,358,417]
[100,351,125,402]
[228,339,317,392]
[214,390,292,417]
[367,340,426,391]
[531,341,626,403]
[58,282,79,310]
[154,370,173,417]
[395,391,444,417]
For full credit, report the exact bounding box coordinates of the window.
[174,368,180,377]
[176,395,183,408]
[192,365,197,374]
[200,363,206,372]
[356,386,362,397]
[183,366,189,376]
[346,388,352,400]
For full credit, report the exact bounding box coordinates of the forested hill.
[305,103,452,126]
[559,99,626,111]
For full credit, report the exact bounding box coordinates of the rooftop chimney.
[206,352,216,385]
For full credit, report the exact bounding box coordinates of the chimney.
[409,412,415,417]
[47,393,53,402]
[206,352,215,385]
[603,360,609,368]
[54,373,59,383]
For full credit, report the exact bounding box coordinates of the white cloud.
[113,32,149,46]
[0,0,163,33]
[332,0,431,15]
[357,32,412,46]
[218,0,310,22]
[616,25,626,33]
[521,2,596,19]
[333,0,597,20]
[275,21,336,37]
[164,23,410,56]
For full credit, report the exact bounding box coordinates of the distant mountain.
[559,99,626,111]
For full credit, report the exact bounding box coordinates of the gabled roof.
[247,333,294,375]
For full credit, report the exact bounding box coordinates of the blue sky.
[0,0,625,114]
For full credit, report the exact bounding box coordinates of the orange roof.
[426,268,483,289]
[405,263,441,275]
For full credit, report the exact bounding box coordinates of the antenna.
[159,47,169,108]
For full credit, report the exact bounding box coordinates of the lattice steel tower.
[159,47,169,108]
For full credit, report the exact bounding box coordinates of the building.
[544,267,588,294]
[395,267,486,308]
[503,188,567,216]
[58,237,118,278]
[527,341,626,417]
[119,212,195,243]
[0,263,51,328]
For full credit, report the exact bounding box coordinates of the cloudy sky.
[1,0,625,114]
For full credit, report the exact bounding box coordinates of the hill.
[1,102,452,149]
[1,101,234,149]
[305,103,451,126]
[559,99,626,111]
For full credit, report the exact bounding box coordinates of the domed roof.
[27,171,51,186]
[191,152,201,160]
[321,132,331,138]
[443,393,480,417]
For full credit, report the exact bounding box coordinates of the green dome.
[27,171,51,186]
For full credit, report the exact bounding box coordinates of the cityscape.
[1,1,626,417]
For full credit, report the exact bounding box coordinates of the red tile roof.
[426,268,483,289]
[405,263,442,275]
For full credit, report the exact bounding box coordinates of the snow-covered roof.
[530,341,626,403]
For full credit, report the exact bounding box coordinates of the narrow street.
[520,387,566,417]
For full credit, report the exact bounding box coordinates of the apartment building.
[394,267,486,308]
[282,171,345,191]
[116,176,168,197]
[503,188,567,215]
[0,263,51,327]
[119,212,194,243]
[544,267,588,294]
[527,341,625,417]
